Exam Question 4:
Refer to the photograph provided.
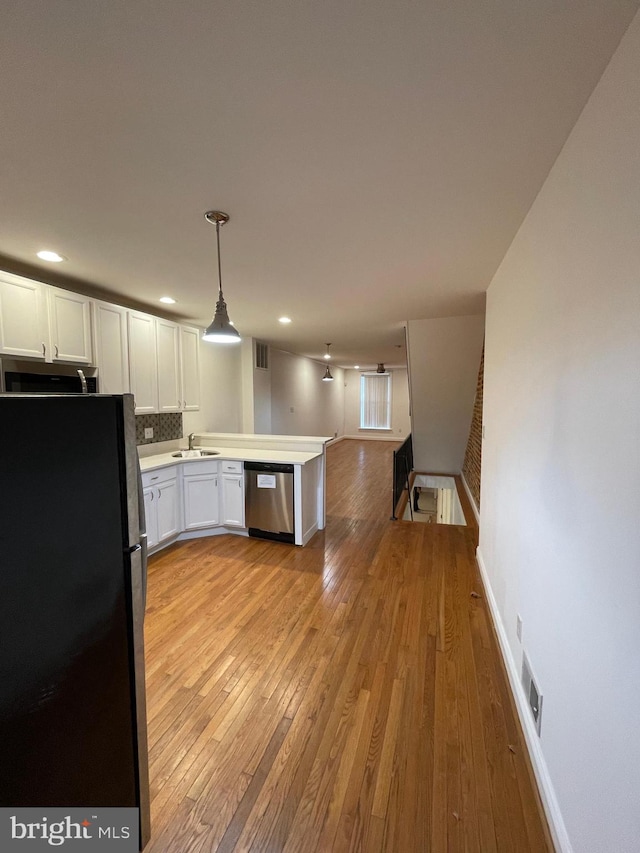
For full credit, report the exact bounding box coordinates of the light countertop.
[138,446,323,473]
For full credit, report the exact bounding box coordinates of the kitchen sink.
[171,449,220,458]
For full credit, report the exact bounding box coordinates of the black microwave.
[4,371,98,394]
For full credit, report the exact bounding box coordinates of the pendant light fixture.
[202,210,241,343]
[376,363,386,374]
[322,343,334,381]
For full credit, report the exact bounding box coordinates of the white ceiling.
[1,1,637,368]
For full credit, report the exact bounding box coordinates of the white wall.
[406,315,485,472]
[239,337,255,433]
[343,368,411,439]
[479,12,640,852]
[269,347,344,438]
[183,337,241,434]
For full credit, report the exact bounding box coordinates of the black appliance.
[4,370,98,394]
[0,394,150,849]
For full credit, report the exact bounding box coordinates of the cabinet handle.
[150,476,159,481]
[54,344,59,358]
[42,342,46,357]
[150,491,154,502]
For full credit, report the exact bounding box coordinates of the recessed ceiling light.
[279,316,292,324]
[37,250,65,263]
[354,365,360,369]
[159,296,176,304]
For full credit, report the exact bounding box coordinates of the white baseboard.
[475,547,572,853]
[460,471,481,524]
[341,433,406,442]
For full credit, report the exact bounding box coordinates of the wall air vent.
[521,652,543,735]
[255,341,269,370]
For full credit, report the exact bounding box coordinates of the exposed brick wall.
[462,344,484,510]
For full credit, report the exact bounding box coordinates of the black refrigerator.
[0,394,150,849]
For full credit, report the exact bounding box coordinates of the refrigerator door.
[0,394,149,847]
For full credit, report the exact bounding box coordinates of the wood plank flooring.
[144,439,552,852]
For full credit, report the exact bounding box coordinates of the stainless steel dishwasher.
[244,461,295,544]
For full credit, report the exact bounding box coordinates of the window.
[360,373,391,429]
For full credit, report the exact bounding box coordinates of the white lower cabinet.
[221,461,244,527]
[142,467,179,549]
[142,458,248,554]
[183,461,220,529]
[143,487,158,549]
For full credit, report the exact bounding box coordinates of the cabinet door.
[48,288,93,363]
[93,301,129,393]
[156,318,181,412]
[156,479,180,542]
[144,487,158,549]
[0,273,48,360]
[183,474,219,529]
[128,311,158,413]
[221,474,244,526]
[180,325,201,411]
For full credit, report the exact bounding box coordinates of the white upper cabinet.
[47,287,93,364]
[0,269,201,413]
[0,273,93,364]
[0,272,49,359]
[128,311,158,413]
[130,312,201,414]
[93,301,130,394]
[156,318,181,412]
[180,325,201,411]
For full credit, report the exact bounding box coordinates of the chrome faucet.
[188,432,197,450]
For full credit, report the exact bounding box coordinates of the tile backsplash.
[135,412,183,445]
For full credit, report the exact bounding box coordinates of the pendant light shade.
[202,210,241,344]
[376,363,386,373]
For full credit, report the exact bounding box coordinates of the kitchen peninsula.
[139,432,331,551]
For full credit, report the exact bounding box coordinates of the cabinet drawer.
[221,460,243,473]
[181,459,219,477]
[142,465,177,488]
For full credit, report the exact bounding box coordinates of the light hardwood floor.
[144,439,552,852]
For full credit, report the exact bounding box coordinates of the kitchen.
[0,266,413,852]
[2,2,637,851]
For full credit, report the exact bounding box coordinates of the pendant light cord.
[216,220,223,298]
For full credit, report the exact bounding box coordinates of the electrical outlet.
[144,427,154,439]
[516,614,523,642]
